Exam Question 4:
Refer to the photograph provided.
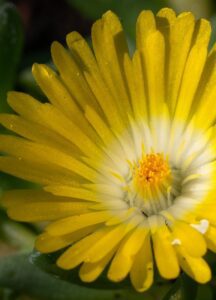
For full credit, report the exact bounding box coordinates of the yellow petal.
[0,156,75,185]
[85,106,129,173]
[107,225,149,282]
[156,8,176,26]
[36,225,99,253]
[172,221,207,257]
[156,8,176,102]
[7,201,89,222]
[130,234,153,292]
[131,51,148,119]
[176,246,211,284]
[8,91,100,150]
[57,226,109,269]
[84,222,137,263]
[79,248,116,282]
[7,91,42,121]
[167,12,195,114]
[136,10,156,50]
[193,50,216,130]
[0,114,77,156]
[152,225,180,279]
[84,105,123,155]
[68,31,125,133]
[141,30,165,115]
[46,211,111,236]
[106,208,136,226]
[84,69,125,133]
[32,63,95,138]
[45,185,103,202]
[2,189,90,221]
[32,63,81,118]
[136,11,165,118]
[193,18,211,47]
[91,12,131,124]
[205,225,216,252]
[84,183,123,198]
[0,135,98,182]
[173,45,207,121]
[51,41,99,111]
[66,31,97,72]
[2,189,67,208]
[99,11,131,112]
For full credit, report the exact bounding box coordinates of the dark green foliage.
[0,3,23,111]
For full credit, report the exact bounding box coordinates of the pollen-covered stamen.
[134,153,170,187]
[126,153,176,216]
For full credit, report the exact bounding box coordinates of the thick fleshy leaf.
[31,250,134,290]
[0,253,162,300]
[180,274,198,300]
[162,274,204,300]
[31,251,172,298]
[210,15,216,48]
[0,3,23,111]
[161,277,181,300]
[196,285,213,300]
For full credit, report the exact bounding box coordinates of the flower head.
[1,8,216,292]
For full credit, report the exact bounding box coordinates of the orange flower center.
[134,153,171,189]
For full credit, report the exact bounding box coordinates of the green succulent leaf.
[0,253,161,300]
[30,250,170,297]
[180,274,198,300]
[162,277,181,300]
[210,15,216,48]
[162,273,214,300]
[30,250,133,291]
[196,285,213,300]
[0,2,23,111]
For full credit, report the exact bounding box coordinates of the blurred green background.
[0,0,216,299]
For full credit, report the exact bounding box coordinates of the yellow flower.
[1,8,216,292]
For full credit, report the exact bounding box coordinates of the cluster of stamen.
[134,153,170,187]
[125,152,173,216]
